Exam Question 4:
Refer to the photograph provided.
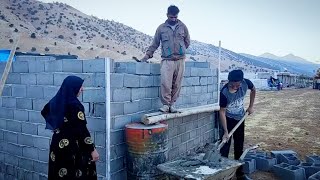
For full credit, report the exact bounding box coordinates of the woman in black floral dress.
[41,75,99,180]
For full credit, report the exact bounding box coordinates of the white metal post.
[105,58,111,180]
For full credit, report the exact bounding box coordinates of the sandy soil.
[243,88,320,179]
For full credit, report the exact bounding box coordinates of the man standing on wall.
[139,5,190,113]
[219,69,256,180]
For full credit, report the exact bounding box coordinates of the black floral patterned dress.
[48,104,97,180]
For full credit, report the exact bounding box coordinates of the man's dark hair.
[228,69,244,82]
[167,5,180,16]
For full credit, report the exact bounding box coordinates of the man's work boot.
[159,105,170,113]
[169,106,179,113]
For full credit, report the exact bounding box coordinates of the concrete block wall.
[0,57,107,180]
[1,58,219,180]
[111,61,219,179]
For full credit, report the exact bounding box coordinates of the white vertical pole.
[105,58,111,180]
[217,41,221,104]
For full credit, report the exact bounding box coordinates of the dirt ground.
[242,88,320,179]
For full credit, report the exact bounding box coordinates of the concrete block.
[43,86,59,100]
[200,77,208,85]
[184,67,191,77]
[2,85,11,96]
[111,169,127,180]
[19,157,34,171]
[37,124,52,138]
[110,157,125,173]
[151,98,162,110]
[16,98,32,110]
[6,73,21,84]
[194,86,202,93]
[29,111,44,124]
[150,64,160,75]
[7,143,23,156]
[86,117,105,132]
[124,74,140,87]
[4,154,19,167]
[74,73,95,87]
[139,76,154,87]
[33,136,50,149]
[153,75,161,86]
[112,115,131,130]
[95,132,106,147]
[273,163,306,180]
[62,59,83,72]
[135,63,151,75]
[1,97,16,108]
[307,155,320,164]
[21,73,37,85]
[32,99,47,111]
[27,86,44,99]
[11,84,27,97]
[83,88,105,102]
[124,101,140,114]
[138,99,152,111]
[45,60,62,72]
[271,150,298,163]
[33,160,48,174]
[18,133,34,146]
[298,162,320,179]
[110,102,124,116]
[53,73,68,86]
[145,87,160,98]
[114,62,136,74]
[36,73,54,85]
[309,171,320,180]
[38,149,49,162]
[83,59,105,73]
[111,130,124,146]
[242,158,256,174]
[95,73,105,87]
[183,77,200,86]
[0,130,3,140]
[90,103,103,117]
[185,62,195,67]
[113,88,130,102]
[111,73,124,88]
[28,60,45,72]
[194,62,209,68]
[279,153,301,165]
[12,61,29,73]
[191,68,212,77]
[255,155,277,171]
[23,146,39,159]
[14,109,29,121]
[4,131,18,143]
[22,123,38,135]
[6,120,21,132]
[131,88,145,100]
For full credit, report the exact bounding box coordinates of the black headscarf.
[41,75,84,130]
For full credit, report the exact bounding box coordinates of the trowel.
[203,112,249,162]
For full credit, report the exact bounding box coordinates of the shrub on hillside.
[31,47,36,52]
[45,47,49,52]
[9,39,13,43]
[58,35,64,39]
[77,46,81,50]
[30,33,36,38]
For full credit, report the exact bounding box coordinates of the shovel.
[203,112,249,162]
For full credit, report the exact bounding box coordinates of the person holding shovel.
[138,5,190,113]
[219,69,256,180]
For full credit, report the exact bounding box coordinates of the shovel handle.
[217,112,249,151]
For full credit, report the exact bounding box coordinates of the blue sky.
[39,0,320,63]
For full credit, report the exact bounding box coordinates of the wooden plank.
[0,36,19,96]
[141,104,220,125]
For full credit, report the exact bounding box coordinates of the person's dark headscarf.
[228,69,244,82]
[41,75,84,130]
